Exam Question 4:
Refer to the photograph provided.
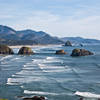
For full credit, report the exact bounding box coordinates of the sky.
[0,0,100,39]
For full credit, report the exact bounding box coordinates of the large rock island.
[0,44,14,54]
[18,47,34,55]
[71,48,94,56]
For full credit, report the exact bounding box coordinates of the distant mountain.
[61,37,100,44]
[17,30,63,44]
[0,25,16,35]
[1,25,99,46]
[0,25,63,45]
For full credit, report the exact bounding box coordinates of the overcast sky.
[0,0,100,39]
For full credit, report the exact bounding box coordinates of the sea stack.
[65,41,72,46]
[56,50,66,54]
[0,44,14,54]
[80,43,83,47]
[71,48,94,56]
[18,47,34,55]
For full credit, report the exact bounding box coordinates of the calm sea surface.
[0,45,100,100]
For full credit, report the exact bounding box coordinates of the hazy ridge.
[0,25,100,45]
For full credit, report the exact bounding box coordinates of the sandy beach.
[9,44,62,49]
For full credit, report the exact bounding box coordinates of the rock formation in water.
[23,96,45,100]
[56,50,66,54]
[80,43,83,47]
[18,47,34,55]
[71,48,94,56]
[0,44,14,54]
[65,41,72,46]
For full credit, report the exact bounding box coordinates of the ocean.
[0,44,100,100]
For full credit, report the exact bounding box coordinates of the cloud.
[0,0,100,39]
[0,15,13,19]
[9,10,100,39]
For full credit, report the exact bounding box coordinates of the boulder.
[0,44,14,54]
[18,47,34,55]
[23,96,45,100]
[56,50,66,54]
[65,41,72,46]
[71,48,94,56]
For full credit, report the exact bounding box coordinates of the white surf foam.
[22,67,34,70]
[7,78,19,85]
[75,91,100,98]
[20,85,24,88]
[38,64,46,69]
[33,59,45,64]
[0,65,11,67]
[24,90,59,96]
[7,78,12,83]
[11,57,20,61]
[38,63,71,73]
[7,77,35,85]
[45,56,63,63]
[24,90,71,96]
[0,55,13,61]
[41,69,66,73]
[7,74,48,85]
[12,74,16,77]
[46,57,54,60]
[15,68,42,76]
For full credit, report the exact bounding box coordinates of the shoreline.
[9,44,63,48]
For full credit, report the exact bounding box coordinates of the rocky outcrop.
[23,96,45,100]
[0,44,14,54]
[18,47,34,55]
[56,50,66,54]
[65,41,72,46]
[80,43,83,47]
[71,48,94,56]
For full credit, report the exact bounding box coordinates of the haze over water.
[0,45,100,100]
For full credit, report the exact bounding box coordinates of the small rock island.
[65,41,72,46]
[56,50,66,54]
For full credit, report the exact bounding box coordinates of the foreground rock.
[65,41,72,46]
[18,47,34,55]
[0,44,14,54]
[56,50,66,54]
[71,48,93,56]
[23,96,45,100]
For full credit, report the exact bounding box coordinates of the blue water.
[0,45,100,100]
